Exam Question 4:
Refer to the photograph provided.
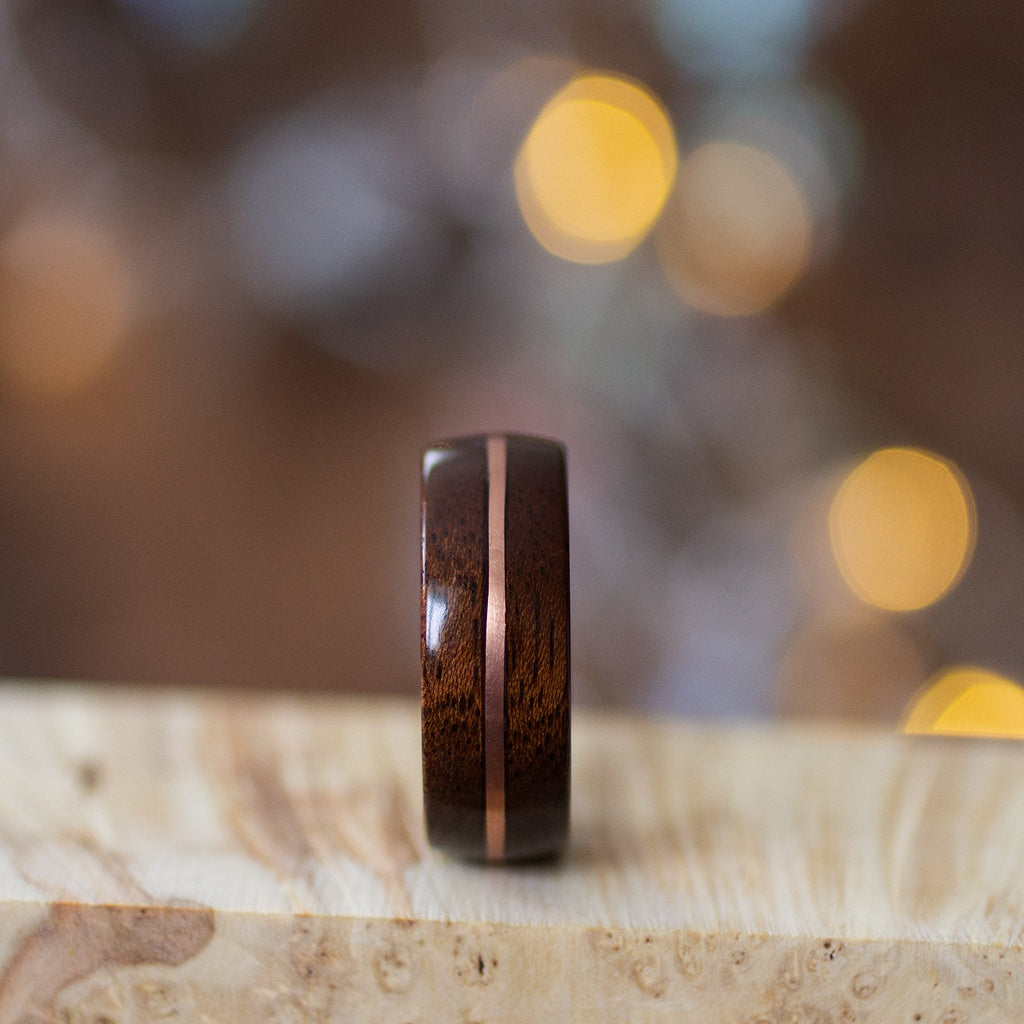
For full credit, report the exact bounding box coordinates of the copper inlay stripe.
[484,435,507,861]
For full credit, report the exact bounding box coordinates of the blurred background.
[1,0,1023,734]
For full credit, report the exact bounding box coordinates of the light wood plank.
[0,683,1021,1021]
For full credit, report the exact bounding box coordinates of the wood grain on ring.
[421,434,569,861]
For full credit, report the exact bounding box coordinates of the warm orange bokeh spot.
[656,141,811,316]
[515,73,677,264]
[829,448,975,612]
[904,667,1024,739]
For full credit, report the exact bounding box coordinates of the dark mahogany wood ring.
[421,434,570,862]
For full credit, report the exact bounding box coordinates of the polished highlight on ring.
[484,435,507,861]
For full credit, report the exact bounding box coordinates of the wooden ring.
[421,434,570,862]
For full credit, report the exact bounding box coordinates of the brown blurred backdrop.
[1,0,1023,724]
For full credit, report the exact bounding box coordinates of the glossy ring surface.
[421,434,570,862]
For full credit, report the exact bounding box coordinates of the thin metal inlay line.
[484,435,507,861]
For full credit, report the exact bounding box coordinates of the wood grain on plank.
[0,685,1021,1020]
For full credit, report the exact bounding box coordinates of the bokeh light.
[903,666,1024,738]
[678,84,863,260]
[655,141,812,315]
[653,0,812,78]
[228,104,443,320]
[0,214,134,399]
[514,73,677,264]
[777,611,926,720]
[420,49,578,218]
[829,447,976,612]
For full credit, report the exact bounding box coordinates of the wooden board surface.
[0,683,1021,1021]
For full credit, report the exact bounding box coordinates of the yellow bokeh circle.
[656,141,812,316]
[0,214,133,398]
[903,666,1024,738]
[828,447,975,612]
[514,73,677,264]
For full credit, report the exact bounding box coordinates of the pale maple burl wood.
[0,686,1022,1021]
